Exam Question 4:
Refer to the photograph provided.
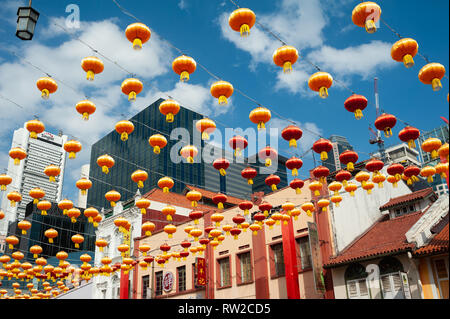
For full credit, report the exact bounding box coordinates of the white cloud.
[178,0,188,10]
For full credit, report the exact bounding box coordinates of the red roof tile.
[379,187,435,211]
[142,188,214,212]
[184,185,244,205]
[324,211,424,267]
[413,223,449,257]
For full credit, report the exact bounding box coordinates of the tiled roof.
[379,187,435,211]
[324,211,424,267]
[142,188,214,212]
[184,185,244,205]
[413,223,449,257]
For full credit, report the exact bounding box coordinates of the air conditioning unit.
[146,287,152,299]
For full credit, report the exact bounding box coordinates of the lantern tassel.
[431,78,442,92]
[320,151,328,161]
[292,168,298,177]
[153,146,160,154]
[121,132,128,141]
[265,159,271,167]
[166,113,174,123]
[240,24,250,37]
[355,109,363,120]
[132,38,143,50]
[296,188,301,194]
[49,176,55,182]
[271,184,277,191]
[30,131,37,139]
[219,168,226,176]
[86,70,95,81]
[289,139,297,148]
[365,19,377,33]
[283,61,292,74]
[347,162,354,171]
[138,181,144,188]
[82,112,89,121]
[218,96,228,105]
[247,178,253,185]
[128,91,137,102]
[319,87,328,99]
[202,132,209,140]
[102,166,109,174]
[41,89,50,100]
[180,71,190,82]
[407,140,416,149]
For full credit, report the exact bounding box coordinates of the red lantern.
[312,138,332,161]
[404,165,421,185]
[238,201,253,215]
[213,158,230,176]
[290,179,304,194]
[312,165,330,184]
[365,159,384,177]
[258,146,278,167]
[286,157,303,176]
[335,170,352,187]
[241,167,257,185]
[212,193,227,210]
[180,240,191,252]
[398,126,420,149]
[265,174,280,191]
[344,94,368,120]
[281,125,303,148]
[189,211,203,225]
[229,136,248,157]
[375,113,397,138]
[339,150,358,171]
[232,214,246,227]
[387,163,405,181]
[259,202,273,217]
[253,212,265,225]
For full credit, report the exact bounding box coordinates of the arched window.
[345,263,370,299]
[378,257,405,299]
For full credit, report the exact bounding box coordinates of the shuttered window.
[347,279,369,299]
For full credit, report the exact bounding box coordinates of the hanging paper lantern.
[64,140,82,159]
[239,201,253,215]
[97,154,115,174]
[313,138,332,161]
[421,138,442,159]
[186,190,202,207]
[161,205,176,221]
[372,173,386,188]
[30,245,42,259]
[115,120,134,141]
[282,202,295,215]
[309,180,323,196]
[230,227,242,240]
[308,72,333,98]
[67,208,81,223]
[36,77,58,100]
[387,163,404,181]
[210,81,233,105]
[185,225,195,238]
[44,229,58,244]
[131,170,148,189]
[189,210,203,225]
[365,158,384,177]
[0,174,12,191]
[265,174,281,191]
[253,212,266,225]
[391,38,419,68]
[355,171,371,187]
[312,165,330,184]
[0,210,4,220]
[418,63,446,91]
[81,56,104,81]
[398,126,420,149]
[301,202,315,217]
[105,190,121,207]
[328,181,343,196]
[211,213,224,227]
[159,99,180,123]
[9,147,27,165]
[172,55,196,82]
[44,165,60,182]
[259,146,278,167]
[241,167,257,185]
[180,145,198,163]
[317,199,330,212]
[213,158,230,176]
[270,212,283,225]
[249,107,271,130]
[339,150,359,171]
[7,191,22,207]
[121,78,143,102]
[273,45,299,73]
[135,198,151,215]
[228,8,256,37]
[290,208,301,221]
[94,239,107,253]
[331,195,343,207]
[148,134,167,154]
[375,113,397,138]
[5,236,19,250]
[352,2,381,33]
[142,221,156,237]
[117,244,130,257]
[286,157,303,176]
[36,200,51,215]
[213,193,228,210]
[181,240,191,252]
[232,214,246,228]
[164,224,177,239]
[76,178,92,195]
[249,223,262,236]
[93,214,103,228]
[229,135,248,157]
[71,234,84,249]
[435,162,448,179]
[114,217,129,233]
[362,181,375,194]
[29,187,45,204]
[438,143,449,162]
[259,202,272,217]
[75,100,96,121]
[17,219,31,235]
[420,166,437,183]
[125,22,151,50]
[281,125,303,148]
[25,119,45,139]
[290,178,305,194]
[344,94,368,120]
[196,118,216,140]
[190,228,203,241]
[387,175,400,188]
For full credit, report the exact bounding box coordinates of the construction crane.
[369,77,387,162]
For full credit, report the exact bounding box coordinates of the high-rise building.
[322,135,353,173]
[0,126,67,236]
[77,164,90,209]
[417,124,449,165]
[372,143,421,167]
[248,154,289,195]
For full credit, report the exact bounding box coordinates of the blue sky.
[0,0,448,205]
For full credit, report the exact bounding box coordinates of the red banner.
[196,257,206,286]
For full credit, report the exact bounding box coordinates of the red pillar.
[281,217,301,299]
[252,220,270,299]
[120,269,129,299]
[203,210,215,299]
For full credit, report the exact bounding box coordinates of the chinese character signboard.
[123,229,131,258]
[163,271,174,293]
[400,271,412,299]
[196,257,206,286]
[307,222,326,293]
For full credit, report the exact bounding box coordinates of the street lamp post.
[16,0,40,41]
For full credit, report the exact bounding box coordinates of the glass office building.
[322,135,354,173]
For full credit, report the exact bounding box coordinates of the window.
[218,257,231,287]
[297,237,312,270]
[345,263,370,299]
[192,263,198,288]
[177,266,186,292]
[379,257,405,299]
[409,205,415,212]
[238,252,252,283]
[433,258,449,299]
[155,271,163,296]
[271,243,285,277]
[142,275,149,299]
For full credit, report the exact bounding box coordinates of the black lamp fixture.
[16,0,39,40]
